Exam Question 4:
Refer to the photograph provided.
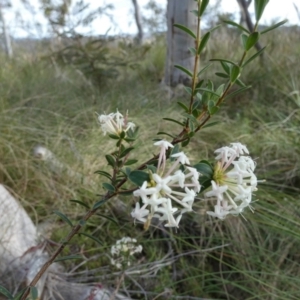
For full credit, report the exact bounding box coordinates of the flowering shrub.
[12,1,287,299]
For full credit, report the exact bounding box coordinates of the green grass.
[1,27,300,299]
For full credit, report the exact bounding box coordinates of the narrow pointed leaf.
[208,106,219,115]
[210,58,237,66]
[70,199,90,209]
[105,155,116,167]
[189,47,197,55]
[124,159,138,165]
[93,199,107,209]
[224,86,251,100]
[96,213,119,225]
[230,65,241,83]
[220,61,230,74]
[245,32,260,51]
[177,101,189,112]
[254,0,269,22]
[79,232,103,245]
[53,211,73,227]
[174,65,193,77]
[223,20,250,33]
[120,147,134,158]
[242,46,266,67]
[128,170,150,186]
[215,72,229,78]
[241,33,248,50]
[261,19,287,34]
[184,86,192,95]
[174,23,196,39]
[30,287,38,300]
[55,255,82,262]
[198,32,210,54]
[157,131,176,138]
[199,0,209,16]
[181,138,190,147]
[0,285,13,299]
[195,88,220,97]
[163,117,185,126]
[197,63,212,77]
[202,121,219,129]
[235,78,247,87]
[94,170,112,180]
[102,182,115,192]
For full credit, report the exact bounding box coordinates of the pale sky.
[4,0,300,38]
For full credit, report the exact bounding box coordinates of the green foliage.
[0,6,299,300]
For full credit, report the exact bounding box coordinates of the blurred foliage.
[1,22,300,299]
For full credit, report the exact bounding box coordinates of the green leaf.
[242,46,266,67]
[157,131,176,138]
[163,117,185,126]
[146,164,157,173]
[0,285,13,299]
[199,0,209,16]
[128,170,150,186]
[261,19,287,34]
[230,65,241,83]
[197,63,212,77]
[224,86,251,100]
[123,167,131,177]
[195,88,220,98]
[173,23,196,39]
[120,147,134,158]
[93,199,107,209]
[241,33,248,50]
[108,134,120,140]
[105,154,116,167]
[174,65,193,77]
[254,0,269,22]
[79,232,103,245]
[244,32,260,51]
[235,78,247,88]
[96,213,119,225]
[198,32,210,54]
[210,58,237,66]
[208,106,219,115]
[177,101,189,112]
[124,159,138,166]
[30,287,38,300]
[55,255,82,263]
[184,86,193,95]
[220,61,230,74]
[53,211,73,227]
[12,288,29,300]
[222,20,250,33]
[70,199,90,209]
[202,121,219,129]
[189,47,197,55]
[94,170,112,180]
[215,72,229,78]
[191,9,199,17]
[194,161,214,177]
[181,138,190,147]
[102,182,116,192]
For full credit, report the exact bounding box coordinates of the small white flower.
[131,202,149,223]
[205,143,258,219]
[98,110,135,137]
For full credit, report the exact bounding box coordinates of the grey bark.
[131,0,143,44]
[164,0,197,87]
[0,3,13,58]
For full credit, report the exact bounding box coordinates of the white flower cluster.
[98,110,135,136]
[110,237,142,269]
[131,140,200,228]
[205,142,258,219]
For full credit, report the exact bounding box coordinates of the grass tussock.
[1,26,300,299]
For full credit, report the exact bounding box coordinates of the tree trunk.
[164,0,197,87]
[131,0,143,44]
[0,4,13,58]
